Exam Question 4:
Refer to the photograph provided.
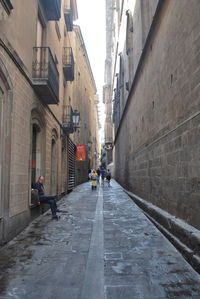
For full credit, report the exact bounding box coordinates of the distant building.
[0,0,99,244]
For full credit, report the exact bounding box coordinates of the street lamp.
[62,107,80,135]
[72,110,80,127]
[104,142,113,150]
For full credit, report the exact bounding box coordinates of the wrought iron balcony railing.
[64,0,73,31]
[63,105,73,124]
[63,47,74,81]
[62,105,80,135]
[62,105,75,134]
[32,47,59,105]
[40,0,61,21]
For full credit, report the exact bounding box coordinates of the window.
[31,109,45,187]
[31,124,42,187]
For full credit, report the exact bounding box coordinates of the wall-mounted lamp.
[104,142,113,150]
[62,107,80,135]
[72,110,80,125]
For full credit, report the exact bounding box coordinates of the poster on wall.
[76,144,87,161]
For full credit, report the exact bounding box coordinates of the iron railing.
[62,105,80,134]
[63,47,74,81]
[63,105,73,124]
[62,105,74,134]
[33,47,59,95]
[32,47,59,104]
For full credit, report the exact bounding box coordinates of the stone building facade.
[103,0,115,166]
[0,0,99,244]
[70,25,100,184]
[108,0,200,232]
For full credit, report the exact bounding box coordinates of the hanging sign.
[76,144,87,161]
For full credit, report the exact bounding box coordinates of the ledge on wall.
[124,189,200,274]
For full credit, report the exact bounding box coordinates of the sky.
[75,0,106,138]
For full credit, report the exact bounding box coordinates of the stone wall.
[114,0,200,229]
[0,1,99,244]
[0,46,63,242]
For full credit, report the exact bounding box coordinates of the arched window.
[31,124,41,186]
[31,109,45,187]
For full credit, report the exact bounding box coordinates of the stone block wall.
[114,0,200,229]
[0,46,63,243]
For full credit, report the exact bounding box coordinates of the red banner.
[76,144,87,161]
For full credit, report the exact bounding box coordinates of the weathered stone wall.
[0,47,63,242]
[114,0,200,229]
[72,26,98,176]
[0,1,99,244]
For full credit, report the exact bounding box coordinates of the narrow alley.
[1,0,200,298]
[0,181,200,299]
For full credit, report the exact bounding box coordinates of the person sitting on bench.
[34,176,61,220]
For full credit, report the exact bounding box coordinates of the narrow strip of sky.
[75,0,106,97]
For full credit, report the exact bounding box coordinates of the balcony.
[32,47,59,105]
[40,0,61,21]
[63,47,74,81]
[64,0,73,31]
[62,105,80,135]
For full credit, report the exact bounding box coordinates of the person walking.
[88,169,92,180]
[100,168,106,185]
[106,169,111,186]
[34,176,61,220]
[96,168,101,184]
[91,170,98,190]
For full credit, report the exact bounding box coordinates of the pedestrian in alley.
[106,169,111,186]
[96,168,101,184]
[91,170,98,190]
[34,176,61,220]
[88,169,92,180]
[100,168,106,185]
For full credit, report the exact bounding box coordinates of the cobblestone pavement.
[0,180,200,299]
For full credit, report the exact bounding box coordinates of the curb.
[124,189,200,273]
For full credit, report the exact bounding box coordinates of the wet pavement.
[0,180,200,299]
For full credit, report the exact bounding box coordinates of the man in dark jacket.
[34,176,60,220]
